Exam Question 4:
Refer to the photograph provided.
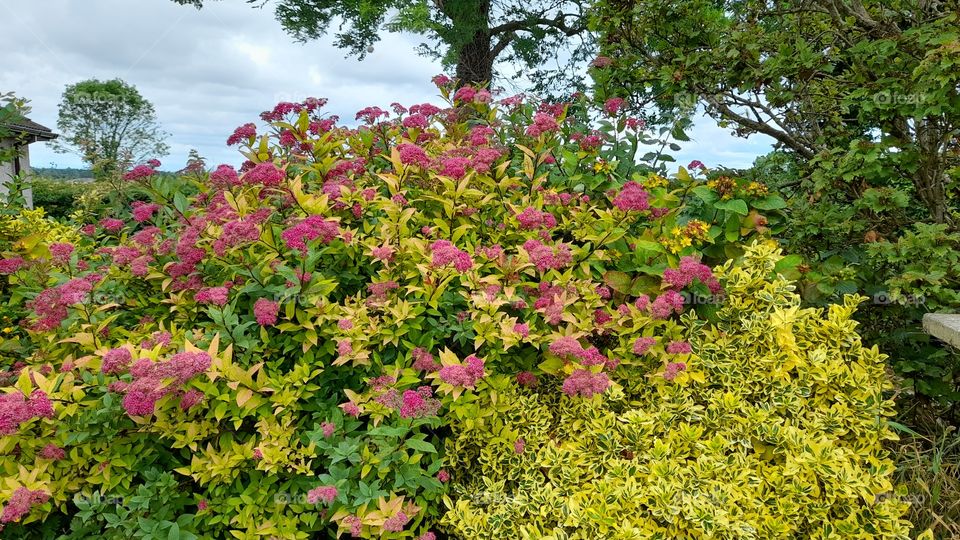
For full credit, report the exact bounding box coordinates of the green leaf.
[405,439,437,453]
[603,271,632,294]
[713,199,749,215]
[751,194,787,210]
[690,185,718,203]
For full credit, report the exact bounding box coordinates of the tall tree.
[54,79,169,178]
[593,0,959,224]
[173,0,593,91]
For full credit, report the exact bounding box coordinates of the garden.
[0,1,958,539]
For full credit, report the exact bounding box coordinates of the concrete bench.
[922,314,960,348]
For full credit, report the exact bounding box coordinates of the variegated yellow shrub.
[441,242,912,540]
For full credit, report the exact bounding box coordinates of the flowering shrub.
[0,78,841,538]
[441,243,912,539]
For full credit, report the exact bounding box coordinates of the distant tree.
[0,92,32,167]
[173,0,593,92]
[53,79,169,179]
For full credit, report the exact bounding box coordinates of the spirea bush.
[0,77,903,538]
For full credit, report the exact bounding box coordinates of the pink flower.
[561,369,609,398]
[123,164,155,181]
[382,511,409,533]
[402,114,429,129]
[438,355,485,388]
[253,298,279,326]
[514,438,526,454]
[281,216,340,254]
[119,352,211,417]
[633,337,656,355]
[437,470,450,483]
[513,323,529,337]
[227,123,257,145]
[131,201,160,222]
[412,348,440,372]
[195,287,229,306]
[666,341,692,354]
[418,533,437,540]
[49,242,74,265]
[307,486,338,505]
[688,160,706,170]
[430,240,473,271]
[522,239,572,272]
[341,401,360,417]
[399,387,440,418]
[525,112,560,137]
[102,347,133,375]
[210,164,241,187]
[0,257,25,274]
[516,207,557,230]
[337,339,352,357]
[663,256,722,294]
[0,390,54,435]
[371,245,395,262]
[612,181,650,212]
[439,156,471,179]
[516,371,538,387]
[338,319,353,330]
[397,143,430,167]
[39,444,65,460]
[432,74,453,87]
[663,361,687,381]
[179,389,204,410]
[321,422,335,438]
[100,218,124,233]
[0,487,49,524]
[198,499,209,511]
[243,162,284,187]
[252,448,263,460]
[604,97,625,116]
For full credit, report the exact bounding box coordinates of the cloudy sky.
[0,0,773,171]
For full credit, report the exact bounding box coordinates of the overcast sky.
[0,0,772,172]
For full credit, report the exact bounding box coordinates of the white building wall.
[0,139,34,208]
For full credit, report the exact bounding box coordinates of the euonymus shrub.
[0,78,904,538]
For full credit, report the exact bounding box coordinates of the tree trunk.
[455,31,494,85]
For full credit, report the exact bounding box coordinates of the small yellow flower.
[643,174,668,188]
[2,327,12,334]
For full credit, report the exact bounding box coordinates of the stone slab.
[922,314,960,349]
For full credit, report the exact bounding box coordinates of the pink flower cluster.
[0,390,54,435]
[321,422,336,438]
[131,201,160,223]
[516,207,557,230]
[382,511,409,533]
[254,298,279,326]
[49,242,74,265]
[632,337,656,355]
[612,181,650,212]
[27,277,94,331]
[663,362,687,381]
[0,487,49,524]
[430,240,473,271]
[666,341,692,354]
[635,290,685,319]
[412,348,440,372]
[101,347,133,374]
[100,217,124,233]
[243,162,285,187]
[195,287,229,306]
[210,164,241,187]
[549,337,612,368]
[39,443,65,460]
[438,355,485,388]
[227,123,257,145]
[0,257,25,274]
[399,386,440,418]
[522,239,572,272]
[281,216,340,254]
[663,256,722,294]
[119,351,211,416]
[604,97,625,116]
[307,485,338,505]
[525,112,560,137]
[397,143,430,167]
[516,371,538,387]
[123,164,156,181]
[561,369,610,398]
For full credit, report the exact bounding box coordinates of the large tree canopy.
[174,0,593,92]
[53,79,169,178]
[593,0,960,224]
